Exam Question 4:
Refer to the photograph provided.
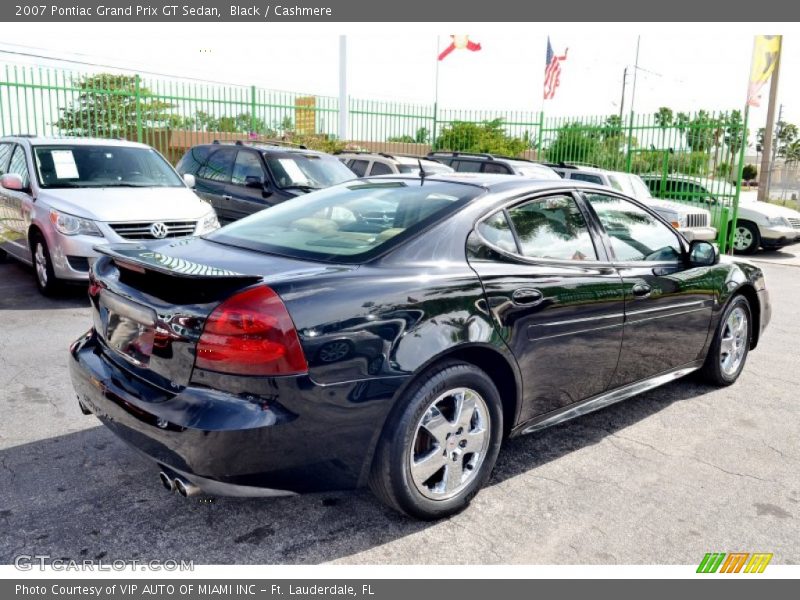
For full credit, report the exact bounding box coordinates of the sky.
[0,22,797,147]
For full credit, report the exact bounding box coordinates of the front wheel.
[732,221,760,255]
[369,361,503,520]
[30,232,61,296]
[700,295,752,386]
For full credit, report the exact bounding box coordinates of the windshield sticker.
[278,159,308,184]
[52,150,79,179]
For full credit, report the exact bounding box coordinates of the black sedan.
[69,174,771,520]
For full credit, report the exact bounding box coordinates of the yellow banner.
[747,35,782,107]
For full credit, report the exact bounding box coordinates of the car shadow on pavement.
[0,261,89,310]
[0,375,717,565]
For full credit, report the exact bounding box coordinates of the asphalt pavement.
[0,245,798,565]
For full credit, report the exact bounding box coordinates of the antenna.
[418,158,426,185]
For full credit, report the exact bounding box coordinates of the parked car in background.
[640,174,800,254]
[176,140,356,224]
[428,151,562,179]
[70,173,769,520]
[0,136,219,295]
[548,163,716,242]
[337,151,454,176]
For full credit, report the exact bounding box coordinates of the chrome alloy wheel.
[733,226,754,252]
[720,306,748,377]
[34,242,49,288]
[409,387,491,500]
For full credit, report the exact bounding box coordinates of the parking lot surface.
[1,246,799,565]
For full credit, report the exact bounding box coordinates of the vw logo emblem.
[150,222,168,239]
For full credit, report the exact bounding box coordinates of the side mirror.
[245,175,265,189]
[0,173,25,191]
[689,240,719,266]
[182,173,196,188]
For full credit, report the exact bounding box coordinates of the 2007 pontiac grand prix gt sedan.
[69,173,770,520]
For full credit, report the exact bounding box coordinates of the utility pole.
[758,47,782,202]
[619,66,627,121]
[765,104,784,199]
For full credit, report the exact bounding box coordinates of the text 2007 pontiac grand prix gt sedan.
[69,173,770,520]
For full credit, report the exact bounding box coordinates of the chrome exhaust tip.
[173,477,201,498]
[158,471,175,492]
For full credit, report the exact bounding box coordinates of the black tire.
[29,231,62,296]
[732,220,760,255]
[700,295,752,386]
[369,360,503,520]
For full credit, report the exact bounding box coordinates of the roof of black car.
[202,140,331,156]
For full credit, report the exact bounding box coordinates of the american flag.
[543,37,568,100]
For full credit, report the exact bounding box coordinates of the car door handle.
[631,283,652,299]
[512,288,544,306]
[221,195,233,201]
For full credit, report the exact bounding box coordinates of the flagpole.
[433,35,440,147]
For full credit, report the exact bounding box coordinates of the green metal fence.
[0,62,746,251]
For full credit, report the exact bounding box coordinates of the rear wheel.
[30,232,61,296]
[369,360,503,520]
[732,220,760,255]
[700,295,752,386]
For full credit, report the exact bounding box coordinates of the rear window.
[206,179,483,262]
[176,146,211,175]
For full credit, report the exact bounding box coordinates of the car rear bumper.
[759,225,800,247]
[68,330,403,495]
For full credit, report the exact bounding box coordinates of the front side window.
[231,150,265,185]
[0,143,13,174]
[349,159,369,177]
[369,161,393,176]
[206,179,483,262]
[8,146,30,188]
[482,162,511,174]
[265,154,355,190]
[585,193,682,262]
[503,194,597,261]
[33,145,182,188]
[452,160,481,173]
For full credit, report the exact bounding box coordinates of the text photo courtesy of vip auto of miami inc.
[0,6,799,590]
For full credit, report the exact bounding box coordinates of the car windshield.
[206,179,483,262]
[33,145,184,188]
[265,154,355,190]
[515,165,561,180]
[628,175,653,200]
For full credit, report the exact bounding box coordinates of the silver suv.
[337,152,453,177]
[0,136,219,295]
[548,164,717,242]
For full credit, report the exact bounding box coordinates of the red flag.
[438,35,482,61]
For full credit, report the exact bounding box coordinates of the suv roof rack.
[211,139,308,150]
[545,161,601,170]
[426,151,497,160]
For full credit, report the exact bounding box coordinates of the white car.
[0,136,219,295]
[640,175,800,254]
[337,152,454,177]
[548,164,717,242]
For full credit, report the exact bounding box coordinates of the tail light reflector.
[196,286,307,376]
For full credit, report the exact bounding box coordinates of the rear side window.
[570,172,603,185]
[0,143,12,174]
[477,211,517,253]
[176,146,211,175]
[505,194,597,261]
[207,179,483,262]
[452,160,481,173]
[369,161,393,176]
[198,147,236,182]
[482,162,511,174]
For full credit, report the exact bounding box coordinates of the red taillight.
[196,286,308,376]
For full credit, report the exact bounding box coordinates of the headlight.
[49,210,102,237]
[767,216,790,227]
[197,211,220,234]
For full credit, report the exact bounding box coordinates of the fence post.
[726,105,750,254]
[250,85,257,135]
[134,74,143,143]
[536,111,544,160]
[625,111,635,172]
[431,102,438,149]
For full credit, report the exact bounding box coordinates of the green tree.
[545,121,601,164]
[723,110,747,177]
[434,119,527,155]
[654,107,674,148]
[742,164,758,181]
[56,73,174,138]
